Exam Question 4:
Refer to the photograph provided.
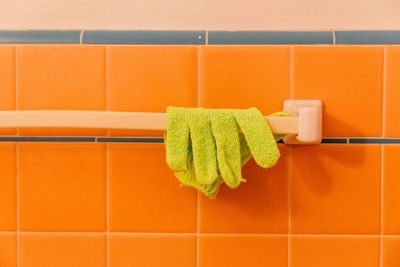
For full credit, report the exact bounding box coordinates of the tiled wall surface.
[1,39,400,266]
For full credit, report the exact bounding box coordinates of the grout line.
[382,47,387,138]
[380,47,387,267]
[15,46,18,111]
[289,46,294,99]
[332,30,336,45]
[199,233,289,237]
[0,136,399,144]
[106,144,110,267]
[4,231,398,237]
[196,45,201,108]
[197,193,200,267]
[17,231,117,236]
[80,30,84,44]
[288,147,292,267]
[105,46,110,137]
[380,145,384,267]
[196,45,200,267]
[15,144,19,267]
[288,234,383,238]
[106,232,197,236]
[15,46,19,136]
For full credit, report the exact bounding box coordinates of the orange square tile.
[0,46,16,135]
[383,145,400,234]
[199,235,288,267]
[17,46,106,136]
[291,236,380,267]
[19,233,106,267]
[0,233,16,267]
[384,46,400,137]
[291,145,381,234]
[383,236,400,267]
[198,46,290,114]
[108,143,197,232]
[0,144,16,230]
[18,143,106,231]
[199,145,288,233]
[293,46,383,137]
[108,234,196,267]
[108,46,198,136]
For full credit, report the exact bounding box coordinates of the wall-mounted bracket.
[283,100,322,144]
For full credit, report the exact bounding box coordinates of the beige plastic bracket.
[282,100,323,144]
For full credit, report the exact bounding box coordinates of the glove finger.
[166,107,191,172]
[188,109,218,185]
[234,107,280,168]
[211,110,243,188]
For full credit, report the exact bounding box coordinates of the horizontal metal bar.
[0,111,299,135]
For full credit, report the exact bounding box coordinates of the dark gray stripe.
[83,31,205,45]
[96,137,164,143]
[0,31,81,44]
[0,136,95,142]
[1,136,400,144]
[321,138,348,144]
[2,31,400,45]
[335,31,400,44]
[208,31,333,45]
[349,138,400,144]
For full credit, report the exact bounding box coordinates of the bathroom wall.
[1,0,400,30]
[0,31,400,266]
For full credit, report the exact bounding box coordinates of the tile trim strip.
[0,31,81,44]
[321,138,348,144]
[82,31,206,45]
[335,31,400,44]
[349,138,400,144]
[0,137,95,142]
[96,137,164,143]
[208,31,333,44]
[0,137,399,144]
[1,31,400,44]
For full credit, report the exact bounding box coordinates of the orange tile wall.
[0,45,399,266]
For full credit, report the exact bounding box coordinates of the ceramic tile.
[385,46,400,137]
[291,236,380,267]
[293,46,383,137]
[382,236,400,267]
[108,46,198,136]
[0,233,16,267]
[198,46,290,115]
[108,144,197,232]
[18,143,106,231]
[17,46,106,136]
[0,46,16,135]
[199,145,288,233]
[19,233,106,267]
[291,145,381,234]
[0,144,16,230]
[383,145,400,234]
[199,235,288,267]
[108,235,196,267]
